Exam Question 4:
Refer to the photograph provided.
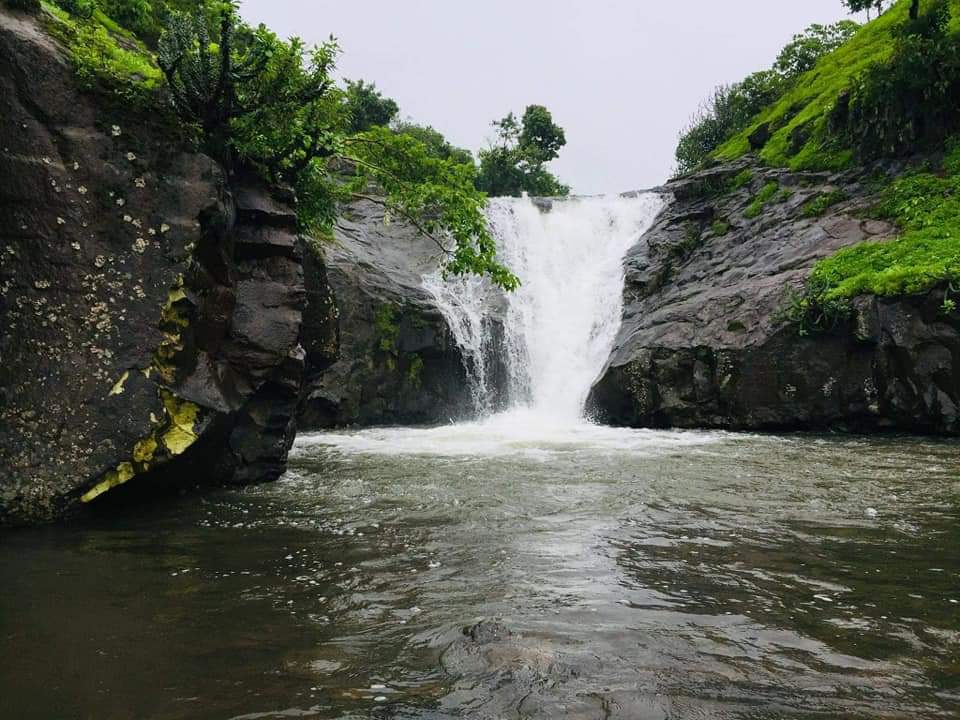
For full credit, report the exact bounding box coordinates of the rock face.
[589,160,960,434]
[0,8,308,523]
[298,198,475,428]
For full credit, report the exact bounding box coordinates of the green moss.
[374,303,400,354]
[406,354,424,389]
[744,181,779,219]
[40,1,161,106]
[715,0,960,171]
[729,169,754,191]
[802,189,848,217]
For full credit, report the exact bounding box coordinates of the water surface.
[2,423,958,719]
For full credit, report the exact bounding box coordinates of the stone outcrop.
[0,7,309,523]
[298,198,476,428]
[589,159,960,434]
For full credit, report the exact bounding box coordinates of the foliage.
[729,169,754,191]
[476,105,569,197]
[675,71,784,174]
[675,21,859,174]
[802,189,848,217]
[392,120,473,166]
[743,181,780,218]
[153,7,518,288]
[374,304,400,354]
[844,0,916,18]
[343,79,398,134]
[54,0,94,18]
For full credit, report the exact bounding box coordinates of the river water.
[2,197,959,719]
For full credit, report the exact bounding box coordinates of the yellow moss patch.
[81,462,135,503]
[161,390,199,455]
[108,370,130,396]
[132,436,158,464]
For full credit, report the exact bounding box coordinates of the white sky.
[239,1,868,194]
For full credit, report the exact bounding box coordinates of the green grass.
[810,168,960,300]
[715,0,960,171]
[729,169,754,191]
[789,142,960,332]
[744,181,779,218]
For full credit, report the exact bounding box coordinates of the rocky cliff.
[589,160,960,434]
[0,7,310,523]
[298,198,477,428]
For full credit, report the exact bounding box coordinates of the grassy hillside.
[715,0,960,171]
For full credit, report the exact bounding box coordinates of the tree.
[843,0,919,20]
[775,22,860,78]
[675,71,784,174]
[158,4,518,289]
[476,105,569,197]
[392,120,474,166]
[343,79,399,134]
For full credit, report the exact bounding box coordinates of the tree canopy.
[476,105,569,197]
[343,79,399,134]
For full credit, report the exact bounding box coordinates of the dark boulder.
[0,9,309,523]
[589,158,960,434]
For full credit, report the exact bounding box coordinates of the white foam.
[295,410,725,459]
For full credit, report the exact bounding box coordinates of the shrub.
[675,71,783,175]
[675,21,859,174]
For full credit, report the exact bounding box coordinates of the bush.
[832,0,960,159]
[675,71,783,175]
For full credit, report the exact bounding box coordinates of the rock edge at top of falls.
[588,158,960,434]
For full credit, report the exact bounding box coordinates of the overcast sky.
[239,1,866,195]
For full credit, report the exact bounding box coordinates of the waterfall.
[425,193,663,423]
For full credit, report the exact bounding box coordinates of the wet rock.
[298,197,484,428]
[589,158,960,434]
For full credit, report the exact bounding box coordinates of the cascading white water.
[425,193,664,424]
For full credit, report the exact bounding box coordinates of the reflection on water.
[1,425,958,719]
